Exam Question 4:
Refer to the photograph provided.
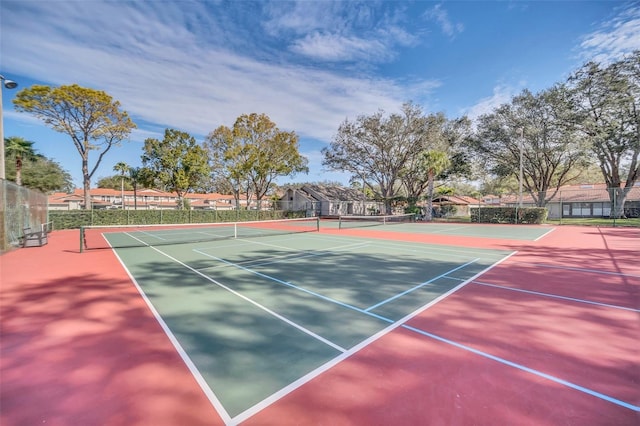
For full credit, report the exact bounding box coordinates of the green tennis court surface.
[110,230,512,420]
[332,219,554,240]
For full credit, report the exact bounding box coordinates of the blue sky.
[1,1,639,189]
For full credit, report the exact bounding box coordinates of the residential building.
[483,183,640,219]
[280,184,381,217]
[47,188,249,210]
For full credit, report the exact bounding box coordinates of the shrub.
[470,207,547,224]
[49,208,304,230]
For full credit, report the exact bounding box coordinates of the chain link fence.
[1,179,49,252]
[476,185,640,225]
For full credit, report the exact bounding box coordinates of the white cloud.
[579,4,640,64]
[290,32,391,62]
[423,4,464,38]
[263,1,342,35]
[463,84,520,120]
[264,1,419,64]
[2,1,436,145]
[2,0,442,187]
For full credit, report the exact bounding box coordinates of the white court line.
[136,229,167,240]
[156,247,346,351]
[195,240,371,271]
[111,240,234,424]
[194,244,480,317]
[193,248,392,322]
[422,224,473,234]
[232,251,519,424]
[403,324,640,412]
[306,232,509,258]
[517,262,640,278]
[471,280,640,313]
[365,258,480,311]
[534,227,555,241]
[123,233,347,356]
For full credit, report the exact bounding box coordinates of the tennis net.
[80,217,320,252]
[338,213,415,230]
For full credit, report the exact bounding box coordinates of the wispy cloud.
[264,1,419,64]
[463,83,522,120]
[290,32,392,62]
[2,1,436,145]
[579,4,640,64]
[424,4,464,38]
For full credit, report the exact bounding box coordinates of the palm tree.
[113,162,130,209]
[128,167,141,210]
[4,137,37,185]
[421,150,450,221]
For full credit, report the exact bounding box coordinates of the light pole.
[0,75,19,180]
[518,127,524,209]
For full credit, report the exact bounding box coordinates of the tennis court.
[332,214,555,240]
[107,221,512,421]
[1,219,638,425]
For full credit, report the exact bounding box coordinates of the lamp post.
[518,127,524,209]
[0,75,19,180]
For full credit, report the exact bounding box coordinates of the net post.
[316,216,320,231]
[79,226,84,253]
[234,222,238,239]
[338,216,342,230]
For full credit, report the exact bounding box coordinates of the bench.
[22,226,48,248]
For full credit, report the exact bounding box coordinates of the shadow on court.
[114,239,503,418]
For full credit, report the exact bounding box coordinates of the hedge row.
[49,209,305,230]
[470,207,547,224]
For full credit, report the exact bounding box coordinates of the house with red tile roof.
[48,188,252,210]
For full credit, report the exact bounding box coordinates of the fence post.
[613,189,617,228]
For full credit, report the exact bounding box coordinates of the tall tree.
[141,129,210,209]
[205,113,308,209]
[567,51,640,218]
[322,103,428,213]
[204,125,249,208]
[113,161,130,209]
[472,87,588,207]
[4,137,37,185]
[13,84,136,209]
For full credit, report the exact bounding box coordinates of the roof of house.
[60,187,244,199]
[300,184,368,201]
[48,192,84,205]
[480,183,640,205]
